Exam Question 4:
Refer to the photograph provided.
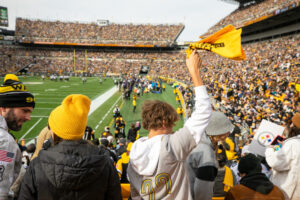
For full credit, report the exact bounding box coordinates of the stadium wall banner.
[4,36,14,41]
[274,3,297,15]
[244,15,269,26]
[0,7,8,27]
[32,41,155,48]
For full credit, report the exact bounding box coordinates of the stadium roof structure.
[220,0,266,8]
[242,5,300,42]
[228,0,264,4]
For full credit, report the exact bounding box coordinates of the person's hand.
[186,50,203,87]
[278,140,284,147]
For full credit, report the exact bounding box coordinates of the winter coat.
[225,172,285,200]
[0,116,22,200]
[265,135,300,200]
[18,140,121,200]
[186,133,218,200]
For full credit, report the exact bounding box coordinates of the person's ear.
[0,107,8,115]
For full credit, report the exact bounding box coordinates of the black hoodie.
[240,172,274,195]
[18,140,122,200]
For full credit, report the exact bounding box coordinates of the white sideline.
[23,86,119,143]
[88,86,118,116]
[20,118,43,140]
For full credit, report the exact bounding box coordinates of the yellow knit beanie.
[48,94,91,140]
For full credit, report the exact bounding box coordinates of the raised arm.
[184,50,211,144]
[168,51,211,160]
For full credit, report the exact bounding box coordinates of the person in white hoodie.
[265,113,300,200]
[127,50,212,200]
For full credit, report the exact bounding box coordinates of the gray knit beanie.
[206,111,234,136]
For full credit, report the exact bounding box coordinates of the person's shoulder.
[271,185,286,198]
[285,135,300,143]
[229,184,250,194]
[0,130,17,145]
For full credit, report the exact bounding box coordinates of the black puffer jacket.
[18,140,122,200]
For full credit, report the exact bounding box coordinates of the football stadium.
[0,0,300,199]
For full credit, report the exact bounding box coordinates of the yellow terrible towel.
[224,166,234,192]
[186,25,246,61]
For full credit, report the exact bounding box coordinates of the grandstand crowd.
[1,34,299,131]
[15,18,184,46]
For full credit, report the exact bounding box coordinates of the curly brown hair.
[141,100,179,130]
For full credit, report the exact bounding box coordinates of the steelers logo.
[257,131,274,146]
[26,97,35,103]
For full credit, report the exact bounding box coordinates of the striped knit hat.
[0,74,35,108]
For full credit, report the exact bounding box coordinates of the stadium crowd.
[1,34,299,131]
[206,0,300,35]
[0,3,299,197]
[1,50,299,199]
[15,18,184,46]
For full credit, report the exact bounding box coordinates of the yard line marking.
[95,96,122,131]
[20,118,43,140]
[31,116,49,118]
[23,86,119,140]
[45,89,57,92]
[23,82,44,85]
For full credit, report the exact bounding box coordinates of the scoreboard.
[0,7,8,27]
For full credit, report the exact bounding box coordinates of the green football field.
[1,76,184,143]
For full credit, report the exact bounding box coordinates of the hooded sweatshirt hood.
[130,135,164,176]
[240,172,274,195]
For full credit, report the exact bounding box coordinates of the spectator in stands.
[225,153,285,200]
[127,50,212,199]
[116,142,132,183]
[116,138,127,158]
[21,143,36,168]
[187,111,234,200]
[213,149,237,199]
[100,137,117,163]
[82,125,95,140]
[265,113,300,200]
[18,94,121,200]
[0,74,35,200]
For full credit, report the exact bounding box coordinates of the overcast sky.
[1,0,238,42]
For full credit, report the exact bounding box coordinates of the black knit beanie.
[0,74,35,108]
[238,153,262,174]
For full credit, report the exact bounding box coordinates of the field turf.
[1,76,183,143]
